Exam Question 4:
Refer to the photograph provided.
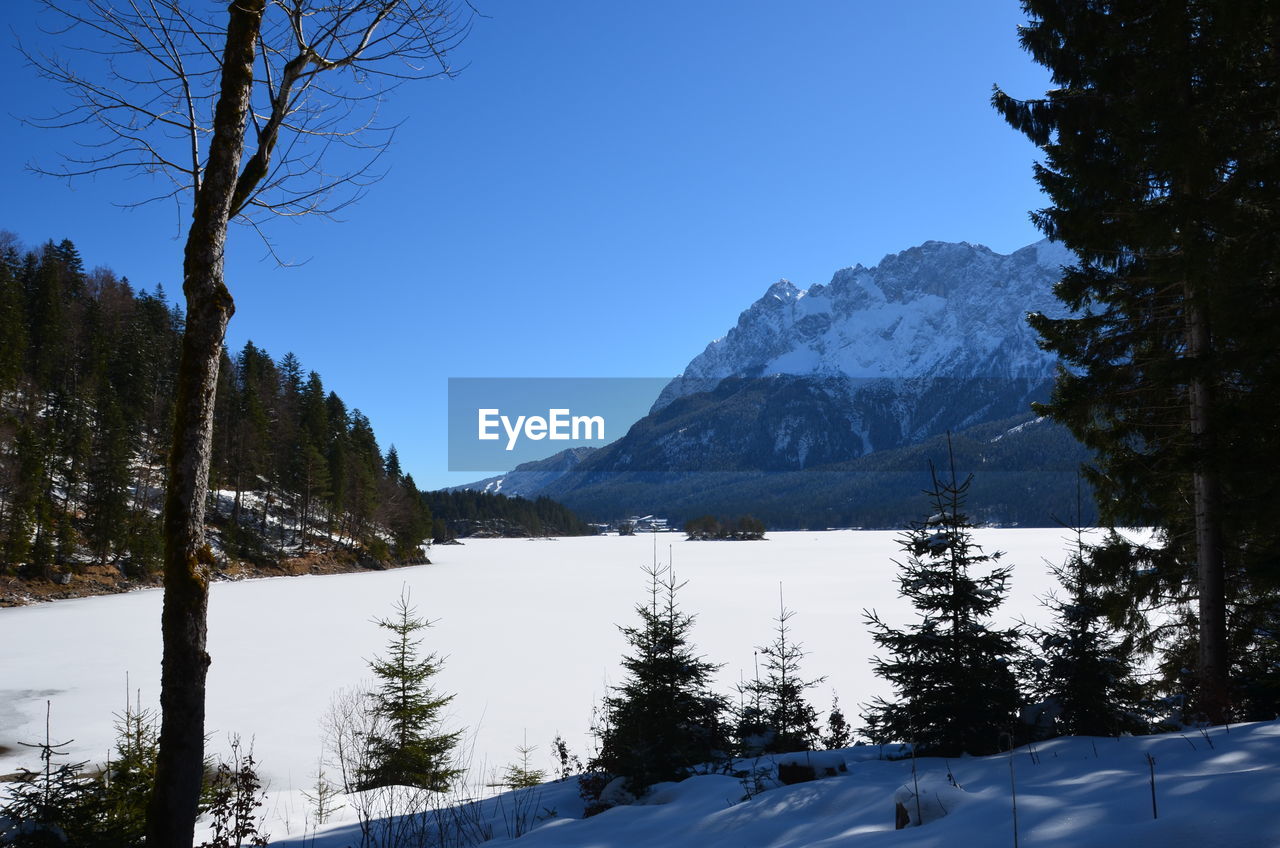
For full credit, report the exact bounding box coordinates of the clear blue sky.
[0,1,1052,489]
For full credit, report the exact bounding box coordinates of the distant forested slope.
[421,488,592,539]
[0,233,589,599]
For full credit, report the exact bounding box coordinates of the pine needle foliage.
[862,456,1022,756]
[821,694,853,750]
[0,698,159,848]
[1027,527,1149,738]
[98,694,160,845]
[498,737,547,790]
[993,0,1280,723]
[357,590,462,792]
[593,560,728,794]
[736,590,825,754]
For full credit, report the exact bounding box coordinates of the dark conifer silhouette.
[593,552,727,794]
[862,452,1021,756]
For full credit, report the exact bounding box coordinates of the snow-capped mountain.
[449,446,598,499]
[655,238,1072,424]
[630,238,1073,468]
[457,238,1082,524]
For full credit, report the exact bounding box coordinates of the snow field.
[277,721,1280,848]
[2,529,1092,837]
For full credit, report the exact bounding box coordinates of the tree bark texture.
[147,1,264,844]
[1187,293,1229,724]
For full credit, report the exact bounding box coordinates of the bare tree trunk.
[1187,293,1229,724]
[19,0,463,834]
[147,1,264,843]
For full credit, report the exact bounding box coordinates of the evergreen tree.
[593,558,727,794]
[98,694,160,846]
[1233,600,1280,720]
[324,391,350,521]
[436,517,463,545]
[498,736,546,790]
[0,733,98,847]
[298,371,329,450]
[861,459,1022,756]
[1026,529,1148,738]
[0,696,159,848]
[25,241,76,391]
[210,351,242,528]
[231,343,273,534]
[358,591,461,791]
[297,439,332,552]
[277,352,303,405]
[293,373,332,546]
[7,423,54,574]
[383,445,402,480]
[0,246,26,394]
[3,424,41,570]
[387,473,431,560]
[993,0,1280,723]
[820,694,852,750]
[736,589,824,754]
[0,233,463,579]
[344,411,382,540]
[84,388,132,564]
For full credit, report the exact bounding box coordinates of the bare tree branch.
[24,0,470,249]
[18,4,470,842]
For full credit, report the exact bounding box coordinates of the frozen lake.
[0,529,1084,825]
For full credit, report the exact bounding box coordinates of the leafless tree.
[21,1,469,842]
[321,683,382,795]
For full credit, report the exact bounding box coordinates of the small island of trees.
[683,515,766,541]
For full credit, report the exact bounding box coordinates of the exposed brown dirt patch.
[0,548,427,607]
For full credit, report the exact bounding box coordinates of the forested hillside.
[422,488,591,539]
[531,414,1095,529]
[0,234,589,601]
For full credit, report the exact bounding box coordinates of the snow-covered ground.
[0,528,1184,844]
[283,720,1280,848]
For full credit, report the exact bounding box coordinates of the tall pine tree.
[862,458,1021,756]
[736,589,824,754]
[593,555,727,794]
[1027,529,1148,737]
[358,591,461,792]
[993,0,1280,723]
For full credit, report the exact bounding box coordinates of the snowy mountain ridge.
[454,238,1085,523]
[653,238,1074,413]
[450,445,598,500]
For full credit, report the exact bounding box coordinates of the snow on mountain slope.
[449,446,598,499]
[454,238,1077,503]
[654,239,1073,413]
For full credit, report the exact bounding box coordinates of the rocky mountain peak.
[652,238,1069,414]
